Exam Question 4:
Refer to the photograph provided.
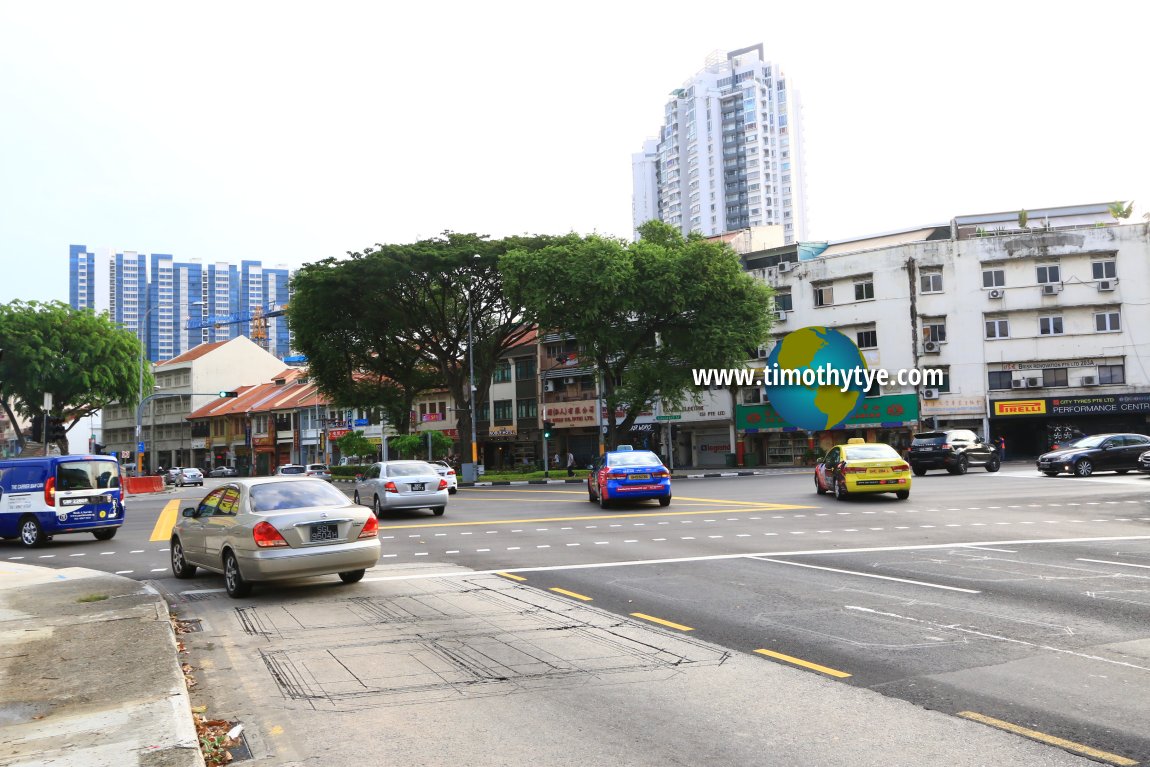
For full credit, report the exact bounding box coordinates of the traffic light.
[47,417,67,442]
[30,414,44,442]
[218,391,239,398]
[542,420,555,439]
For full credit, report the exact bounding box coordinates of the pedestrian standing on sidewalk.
[566,451,575,477]
[996,435,1006,461]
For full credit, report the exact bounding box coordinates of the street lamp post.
[462,255,481,483]
[134,304,156,475]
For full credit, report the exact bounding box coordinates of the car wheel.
[912,466,927,477]
[985,456,1001,473]
[1043,471,1060,477]
[92,528,117,541]
[952,456,968,475]
[599,489,610,509]
[834,478,848,501]
[659,496,671,507]
[1074,459,1094,477]
[815,475,827,495]
[353,490,361,505]
[170,537,197,578]
[895,490,910,500]
[372,495,384,518]
[431,506,445,516]
[19,516,47,548]
[448,488,458,495]
[588,487,597,502]
[339,569,366,584]
[223,551,252,598]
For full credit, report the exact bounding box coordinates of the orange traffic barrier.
[124,476,165,494]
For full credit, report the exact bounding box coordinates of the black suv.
[909,430,999,476]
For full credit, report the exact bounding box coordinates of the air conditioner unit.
[777,261,793,273]
[988,289,1005,299]
[922,388,940,400]
[756,345,769,359]
[1081,375,1098,386]
[1011,379,1027,389]
[1098,280,1115,291]
[775,310,788,322]
[923,340,941,354]
[1041,284,1060,295]
[1025,377,1041,387]
[563,377,576,385]
[543,381,556,392]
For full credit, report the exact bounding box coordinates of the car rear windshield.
[307,465,328,472]
[279,466,306,474]
[911,433,947,445]
[56,460,120,490]
[843,445,901,460]
[250,480,349,512]
[387,463,435,477]
[608,451,663,467]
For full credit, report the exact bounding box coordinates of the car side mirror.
[181,507,197,518]
[355,473,364,481]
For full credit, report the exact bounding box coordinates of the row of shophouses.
[100,202,1150,472]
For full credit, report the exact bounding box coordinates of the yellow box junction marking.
[957,712,1137,766]
[754,648,851,678]
[630,613,693,631]
[149,499,181,542]
[549,587,593,601]
[495,572,527,581]
[377,504,813,530]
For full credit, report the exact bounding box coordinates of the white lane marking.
[380,536,394,539]
[129,550,144,554]
[1077,558,1150,570]
[382,554,397,558]
[752,558,981,593]
[115,570,133,574]
[654,538,668,541]
[445,550,459,554]
[477,549,490,552]
[362,535,1150,582]
[434,533,446,537]
[595,541,609,545]
[508,546,521,550]
[38,555,55,559]
[99,551,114,555]
[150,568,167,572]
[567,543,580,547]
[624,540,638,543]
[963,545,1017,553]
[69,553,86,557]
[7,556,24,560]
[537,545,551,548]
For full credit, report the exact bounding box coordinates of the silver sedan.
[170,477,381,598]
[353,460,449,517]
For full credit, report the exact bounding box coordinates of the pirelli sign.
[992,394,1150,417]
[992,399,1047,417]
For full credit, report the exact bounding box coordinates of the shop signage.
[655,415,681,421]
[252,436,274,447]
[737,393,919,432]
[629,423,655,433]
[443,429,459,438]
[548,400,600,428]
[489,425,517,437]
[421,413,444,422]
[992,393,1150,418]
[922,395,986,416]
[327,428,350,441]
[998,358,1098,371]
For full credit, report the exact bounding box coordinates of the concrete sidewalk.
[0,563,203,767]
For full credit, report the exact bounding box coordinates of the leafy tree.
[390,431,453,460]
[0,301,148,454]
[1109,200,1135,220]
[334,430,376,463]
[502,220,773,447]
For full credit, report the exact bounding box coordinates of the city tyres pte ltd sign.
[992,393,1150,417]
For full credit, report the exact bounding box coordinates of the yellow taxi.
[813,438,912,501]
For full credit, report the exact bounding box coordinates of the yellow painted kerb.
[957,712,1137,766]
[149,499,181,542]
[755,648,851,678]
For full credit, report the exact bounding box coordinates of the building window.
[493,361,512,383]
[813,283,833,307]
[985,319,1009,339]
[856,329,878,349]
[516,398,537,420]
[1098,364,1125,384]
[1042,368,1069,387]
[920,271,943,293]
[774,291,793,312]
[863,374,882,398]
[1094,311,1121,332]
[493,400,513,422]
[514,357,536,380]
[1036,264,1061,284]
[982,269,1005,288]
[1092,260,1117,280]
[927,367,951,393]
[923,320,947,344]
[854,279,874,301]
[1039,316,1064,336]
[988,371,1013,390]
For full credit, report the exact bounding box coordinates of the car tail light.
[606,472,626,480]
[653,471,669,478]
[941,443,951,450]
[384,481,398,494]
[438,479,448,490]
[358,515,379,539]
[44,476,56,507]
[893,463,910,472]
[447,469,455,476]
[253,521,288,548]
[842,466,868,474]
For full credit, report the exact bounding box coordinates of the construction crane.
[186,303,287,351]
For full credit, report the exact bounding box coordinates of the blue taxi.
[587,447,671,509]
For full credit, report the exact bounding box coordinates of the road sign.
[655,415,682,421]
[137,442,145,452]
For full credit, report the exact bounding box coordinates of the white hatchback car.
[433,461,458,494]
[353,460,449,517]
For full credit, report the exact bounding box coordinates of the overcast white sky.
[2,1,1147,305]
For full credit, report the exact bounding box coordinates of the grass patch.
[77,593,109,603]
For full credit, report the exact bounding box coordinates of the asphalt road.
[7,467,1150,764]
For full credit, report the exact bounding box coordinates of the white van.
[0,455,125,547]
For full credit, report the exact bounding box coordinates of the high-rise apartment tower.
[632,44,808,243]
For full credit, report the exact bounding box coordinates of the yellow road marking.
[550,587,593,601]
[630,613,693,631]
[149,499,181,542]
[957,711,1137,766]
[378,504,813,530]
[496,572,527,581]
[754,648,852,678]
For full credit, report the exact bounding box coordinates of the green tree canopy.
[0,300,149,453]
[501,220,773,446]
[333,430,376,463]
[390,431,453,460]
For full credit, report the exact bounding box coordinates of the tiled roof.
[157,341,229,367]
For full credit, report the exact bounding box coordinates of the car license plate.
[630,473,651,480]
[60,494,109,507]
[310,523,338,542]
[410,483,425,492]
[868,468,888,474]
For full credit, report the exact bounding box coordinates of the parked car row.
[1036,433,1150,477]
